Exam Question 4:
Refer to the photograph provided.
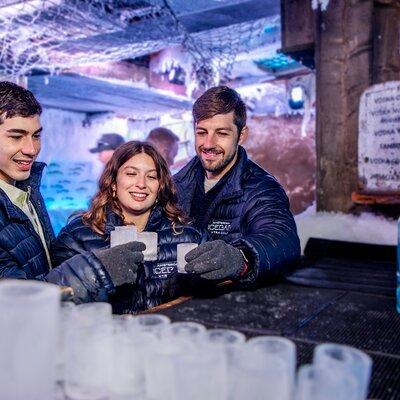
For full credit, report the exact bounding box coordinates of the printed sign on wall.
[358,81,400,192]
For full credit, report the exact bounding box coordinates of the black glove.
[93,241,145,286]
[184,240,245,280]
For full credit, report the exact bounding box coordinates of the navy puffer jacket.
[174,146,300,286]
[51,206,209,313]
[0,162,54,279]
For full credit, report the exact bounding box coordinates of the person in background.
[0,81,160,305]
[174,85,300,287]
[146,127,179,168]
[90,133,125,165]
[51,141,208,313]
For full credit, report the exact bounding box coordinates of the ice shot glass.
[110,225,137,247]
[133,314,171,334]
[64,302,113,400]
[137,231,158,261]
[0,280,60,400]
[296,363,358,400]
[177,242,198,273]
[313,343,372,400]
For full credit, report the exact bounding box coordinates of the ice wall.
[245,114,316,215]
[38,108,132,233]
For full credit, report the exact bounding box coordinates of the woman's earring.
[112,189,117,199]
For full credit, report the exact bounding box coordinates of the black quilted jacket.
[50,206,209,313]
[174,146,300,286]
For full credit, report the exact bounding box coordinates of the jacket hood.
[0,162,47,221]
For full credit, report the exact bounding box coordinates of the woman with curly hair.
[50,141,208,313]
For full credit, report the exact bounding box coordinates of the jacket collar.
[144,205,163,231]
[103,205,164,235]
[0,162,46,221]
[174,146,248,199]
[16,162,46,192]
[104,207,124,235]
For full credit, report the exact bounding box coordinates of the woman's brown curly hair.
[83,140,189,234]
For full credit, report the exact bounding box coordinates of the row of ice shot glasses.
[60,304,372,400]
[0,280,372,400]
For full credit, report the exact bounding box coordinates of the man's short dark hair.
[147,127,179,146]
[192,86,247,134]
[0,81,42,124]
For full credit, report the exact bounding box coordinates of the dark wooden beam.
[281,0,315,49]
[372,0,400,83]
[315,1,373,212]
[280,0,315,69]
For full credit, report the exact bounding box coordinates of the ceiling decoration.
[28,73,192,116]
[0,0,280,89]
[0,0,312,116]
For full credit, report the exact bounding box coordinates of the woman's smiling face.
[114,152,160,220]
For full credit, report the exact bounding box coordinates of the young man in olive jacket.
[174,86,300,287]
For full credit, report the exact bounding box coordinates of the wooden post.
[280,0,315,69]
[373,0,400,84]
[281,0,315,49]
[315,0,373,212]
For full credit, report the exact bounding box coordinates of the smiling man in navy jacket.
[174,86,300,287]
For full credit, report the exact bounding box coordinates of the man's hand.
[93,241,145,286]
[59,286,74,302]
[184,240,246,280]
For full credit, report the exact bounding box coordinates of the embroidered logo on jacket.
[207,220,231,237]
[152,261,177,279]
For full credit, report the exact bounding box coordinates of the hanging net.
[0,0,278,88]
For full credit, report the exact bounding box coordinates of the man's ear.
[238,126,248,145]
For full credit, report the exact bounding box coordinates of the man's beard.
[199,147,237,175]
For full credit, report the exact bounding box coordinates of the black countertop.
[158,239,400,400]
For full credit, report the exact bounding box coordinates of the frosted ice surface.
[295,203,397,254]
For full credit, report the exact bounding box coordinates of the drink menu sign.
[358,81,400,192]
